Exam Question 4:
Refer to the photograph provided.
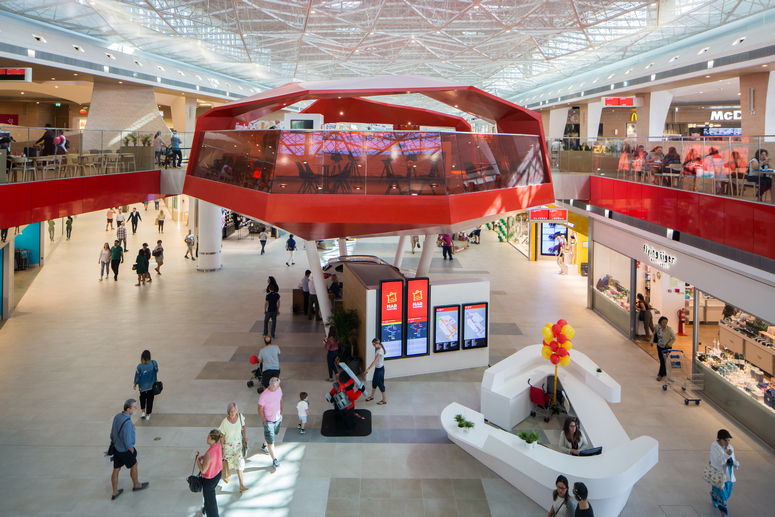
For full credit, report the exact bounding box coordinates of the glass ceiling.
[3,0,772,100]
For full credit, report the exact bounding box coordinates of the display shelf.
[594,274,630,311]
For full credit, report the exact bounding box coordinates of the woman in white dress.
[218,403,249,492]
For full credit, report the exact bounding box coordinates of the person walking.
[636,293,655,339]
[106,207,115,231]
[218,403,249,492]
[258,377,283,468]
[109,399,149,500]
[184,230,195,260]
[572,483,593,516]
[99,242,111,281]
[141,243,152,283]
[472,225,482,244]
[264,285,281,339]
[65,216,73,240]
[47,219,55,242]
[364,338,387,405]
[651,316,676,381]
[441,233,453,260]
[258,336,281,388]
[297,392,310,434]
[324,329,340,382]
[143,200,149,211]
[154,198,160,211]
[153,131,165,166]
[410,235,420,254]
[301,270,311,315]
[266,276,279,294]
[709,429,740,516]
[133,350,158,419]
[285,234,296,266]
[152,240,164,275]
[117,222,128,252]
[128,208,142,235]
[308,278,321,321]
[259,229,269,255]
[195,429,223,517]
[169,130,182,168]
[116,208,126,228]
[156,210,165,234]
[547,475,576,517]
[110,240,124,281]
[134,248,149,286]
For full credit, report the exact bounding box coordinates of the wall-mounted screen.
[379,279,404,359]
[290,119,314,129]
[434,305,460,353]
[405,278,430,356]
[462,302,488,349]
[540,223,568,256]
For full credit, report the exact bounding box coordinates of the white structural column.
[648,91,673,141]
[416,234,437,278]
[585,101,604,141]
[394,235,408,267]
[338,237,348,257]
[196,201,222,271]
[305,240,332,328]
[548,107,570,139]
[766,71,775,137]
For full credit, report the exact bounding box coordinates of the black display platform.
[320,409,372,437]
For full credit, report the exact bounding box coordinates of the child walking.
[297,392,310,434]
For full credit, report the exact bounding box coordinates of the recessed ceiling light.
[698,47,709,55]
[732,37,745,45]
[645,63,653,69]
[706,75,710,78]
[669,56,679,62]
[73,73,78,76]
[763,64,769,67]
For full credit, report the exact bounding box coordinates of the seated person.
[559,417,587,455]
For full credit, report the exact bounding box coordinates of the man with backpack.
[184,230,195,260]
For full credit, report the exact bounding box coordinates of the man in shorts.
[258,377,283,468]
[110,398,149,500]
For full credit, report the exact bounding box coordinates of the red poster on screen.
[380,280,403,325]
[406,279,428,324]
[0,114,19,125]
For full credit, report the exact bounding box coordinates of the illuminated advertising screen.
[405,278,430,356]
[540,223,568,256]
[434,305,460,353]
[379,280,404,359]
[462,302,488,349]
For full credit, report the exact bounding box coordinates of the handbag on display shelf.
[703,462,725,489]
[187,459,203,493]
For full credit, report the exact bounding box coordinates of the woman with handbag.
[135,248,149,287]
[133,350,158,421]
[218,403,249,492]
[709,429,740,516]
[636,293,654,339]
[196,429,223,517]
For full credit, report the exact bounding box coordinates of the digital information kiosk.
[462,302,488,349]
[379,279,404,359]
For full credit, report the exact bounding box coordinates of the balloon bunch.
[540,319,575,367]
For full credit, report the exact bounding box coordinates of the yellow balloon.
[541,346,552,360]
[562,340,573,351]
[541,327,554,341]
[545,322,553,328]
[560,356,571,367]
[562,324,576,338]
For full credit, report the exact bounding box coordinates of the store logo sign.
[710,110,741,121]
[643,244,676,269]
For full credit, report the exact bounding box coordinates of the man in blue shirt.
[285,234,296,266]
[110,399,149,500]
[263,285,281,339]
[169,130,182,168]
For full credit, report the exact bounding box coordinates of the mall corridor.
[0,207,773,517]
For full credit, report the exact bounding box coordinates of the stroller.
[246,363,263,393]
[528,378,553,422]
[159,145,174,169]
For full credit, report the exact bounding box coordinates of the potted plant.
[454,414,466,429]
[119,132,155,170]
[463,420,475,432]
[596,368,603,378]
[140,134,153,147]
[517,430,540,449]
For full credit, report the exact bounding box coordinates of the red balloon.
[550,353,561,365]
[542,340,550,347]
[550,341,559,352]
[551,324,562,336]
[557,319,568,328]
[557,334,567,344]
[249,355,258,364]
[557,347,569,358]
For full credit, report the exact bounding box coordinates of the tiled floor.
[0,203,774,516]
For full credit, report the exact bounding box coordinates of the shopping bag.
[702,462,725,489]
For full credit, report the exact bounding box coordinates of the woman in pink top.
[196,429,223,517]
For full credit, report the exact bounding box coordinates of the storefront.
[589,218,775,448]
[663,105,742,137]
[527,207,589,276]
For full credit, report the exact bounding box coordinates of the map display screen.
[379,280,404,359]
[462,302,488,349]
[405,278,429,356]
[434,305,460,353]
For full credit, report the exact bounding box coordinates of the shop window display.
[593,243,631,311]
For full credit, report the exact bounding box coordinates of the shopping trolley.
[662,349,704,405]
[528,378,553,422]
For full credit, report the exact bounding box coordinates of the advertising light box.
[405,278,430,356]
[462,302,488,349]
[379,279,404,359]
[434,305,460,353]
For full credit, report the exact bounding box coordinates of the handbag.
[703,462,725,489]
[131,264,137,271]
[107,419,129,457]
[222,459,231,480]
[152,381,163,395]
[241,414,249,458]
[187,459,203,493]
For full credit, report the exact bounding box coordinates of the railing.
[550,136,774,205]
[190,130,550,196]
[0,126,194,181]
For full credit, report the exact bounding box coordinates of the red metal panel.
[0,183,32,228]
[723,198,754,254]
[657,186,677,231]
[674,190,699,237]
[626,182,644,219]
[81,175,114,213]
[30,180,59,223]
[752,203,775,260]
[57,178,84,217]
[640,182,659,222]
[590,176,603,203]
[612,180,628,214]
[697,194,725,242]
